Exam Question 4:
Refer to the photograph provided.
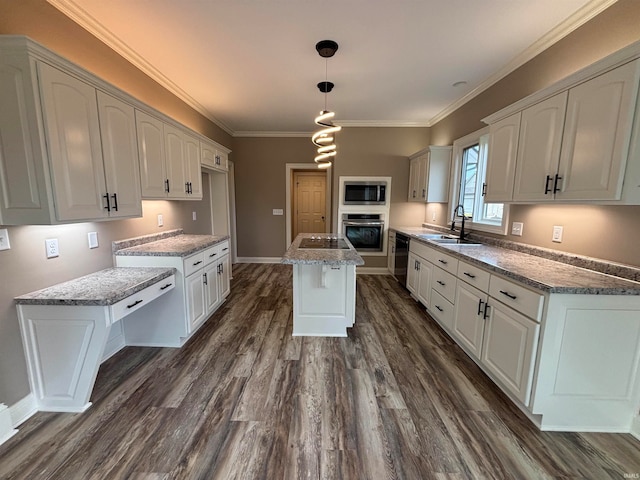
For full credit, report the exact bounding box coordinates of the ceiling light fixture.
[312,40,341,169]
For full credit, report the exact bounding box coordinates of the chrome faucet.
[451,204,466,240]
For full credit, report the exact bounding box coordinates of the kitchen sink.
[416,233,482,246]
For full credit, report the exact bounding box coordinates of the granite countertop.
[15,267,176,306]
[392,226,640,295]
[114,230,230,257]
[282,233,365,266]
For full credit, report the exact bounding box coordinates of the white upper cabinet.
[485,113,520,203]
[201,139,230,172]
[512,93,567,202]
[408,146,451,203]
[184,132,202,198]
[164,123,187,199]
[96,91,142,218]
[484,54,640,205]
[557,60,640,201]
[136,110,168,199]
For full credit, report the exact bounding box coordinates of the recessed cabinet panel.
[485,112,520,203]
[38,63,107,221]
[453,281,487,359]
[164,124,186,199]
[136,110,167,198]
[557,60,640,201]
[184,133,202,199]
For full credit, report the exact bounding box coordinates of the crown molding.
[46,0,235,136]
[233,131,313,138]
[336,120,430,128]
[426,0,619,127]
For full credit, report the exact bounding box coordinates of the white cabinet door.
[136,110,167,198]
[408,156,420,201]
[387,231,396,274]
[482,300,539,406]
[424,147,451,203]
[203,262,220,313]
[164,124,187,199]
[184,132,202,199]
[512,93,567,202]
[453,281,487,359]
[96,91,142,217]
[485,112,520,203]
[407,252,420,295]
[185,271,206,333]
[218,255,231,299]
[416,258,432,307]
[38,63,107,221]
[557,60,640,201]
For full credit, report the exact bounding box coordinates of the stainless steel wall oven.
[342,214,384,252]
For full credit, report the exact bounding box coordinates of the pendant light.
[312,40,341,169]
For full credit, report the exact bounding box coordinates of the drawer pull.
[435,305,443,312]
[436,280,445,286]
[209,253,217,258]
[193,260,203,266]
[127,299,143,309]
[463,272,476,279]
[160,283,173,290]
[499,290,517,300]
[438,259,448,265]
[222,247,229,252]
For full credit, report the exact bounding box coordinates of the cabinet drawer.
[203,246,218,266]
[184,252,205,277]
[457,260,490,291]
[217,240,230,256]
[429,289,454,331]
[489,275,544,321]
[426,248,458,275]
[409,239,432,260]
[110,274,175,323]
[432,267,457,304]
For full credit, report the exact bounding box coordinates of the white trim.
[9,394,37,428]
[632,415,640,440]
[429,0,619,127]
[233,131,312,138]
[356,267,390,275]
[285,163,332,249]
[336,120,430,128]
[236,257,282,264]
[0,404,18,446]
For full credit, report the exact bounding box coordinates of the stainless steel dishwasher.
[394,233,409,287]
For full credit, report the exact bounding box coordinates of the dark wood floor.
[1,264,639,479]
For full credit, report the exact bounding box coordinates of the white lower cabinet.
[185,265,207,331]
[406,249,432,308]
[453,281,487,360]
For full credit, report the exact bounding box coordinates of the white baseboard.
[9,393,37,428]
[631,415,640,440]
[236,257,282,264]
[356,267,391,275]
[0,403,18,446]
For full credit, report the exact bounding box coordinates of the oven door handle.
[343,221,384,227]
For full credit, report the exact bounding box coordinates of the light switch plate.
[88,232,99,249]
[552,225,563,243]
[45,238,59,258]
[0,229,10,251]
[157,214,164,227]
[192,211,197,221]
[272,209,284,216]
[511,222,524,236]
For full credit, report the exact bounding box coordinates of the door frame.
[285,163,332,248]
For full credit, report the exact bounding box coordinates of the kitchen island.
[282,233,364,336]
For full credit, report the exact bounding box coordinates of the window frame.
[449,126,510,235]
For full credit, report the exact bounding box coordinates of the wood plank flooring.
[1,263,639,479]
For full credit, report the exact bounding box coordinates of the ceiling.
[48,0,615,136]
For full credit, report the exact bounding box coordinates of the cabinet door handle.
[436,280,445,286]
[165,179,170,193]
[553,174,562,194]
[412,190,416,198]
[111,193,118,212]
[544,175,553,194]
[438,259,448,265]
[499,290,517,300]
[463,272,476,279]
[127,299,143,309]
[477,299,484,315]
[185,182,190,194]
[483,302,490,319]
[193,260,202,266]
[422,189,425,198]
[103,193,111,212]
[416,261,420,271]
[203,272,208,285]
[435,305,443,312]
[160,283,173,290]
[482,182,487,196]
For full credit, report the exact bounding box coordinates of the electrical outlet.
[157,214,164,227]
[45,238,59,258]
[511,222,524,236]
[552,225,563,243]
[0,229,10,251]
[432,210,436,222]
[88,232,99,249]
[192,211,197,221]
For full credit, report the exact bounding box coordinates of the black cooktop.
[299,237,350,249]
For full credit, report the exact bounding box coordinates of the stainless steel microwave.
[343,181,387,205]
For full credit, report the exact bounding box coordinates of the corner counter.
[283,234,363,337]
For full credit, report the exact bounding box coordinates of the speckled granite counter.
[15,267,176,306]
[282,233,364,266]
[391,226,640,295]
[113,229,229,257]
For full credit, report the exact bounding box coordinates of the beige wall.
[0,0,226,404]
[232,128,429,263]
[429,0,640,267]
